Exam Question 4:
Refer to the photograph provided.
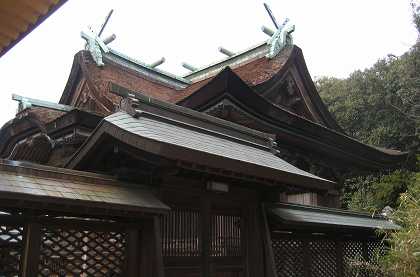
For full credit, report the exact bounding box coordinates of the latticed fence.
[0,224,24,277]
[271,233,386,277]
[38,226,126,277]
[0,214,131,277]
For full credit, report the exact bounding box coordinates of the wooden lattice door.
[209,209,244,277]
[160,196,246,277]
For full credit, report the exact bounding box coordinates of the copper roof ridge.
[105,48,191,88]
[111,83,275,148]
[183,41,270,82]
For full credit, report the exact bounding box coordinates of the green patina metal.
[81,28,110,67]
[263,3,295,59]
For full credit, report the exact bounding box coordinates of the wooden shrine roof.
[268,202,400,230]
[0,0,67,58]
[4,40,405,171]
[67,92,335,190]
[59,44,291,107]
[175,69,407,169]
[0,159,169,216]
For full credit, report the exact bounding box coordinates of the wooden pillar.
[153,216,165,277]
[260,204,277,277]
[22,222,41,277]
[336,239,344,277]
[302,239,311,277]
[140,217,164,277]
[126,228,140,277]
[246,203,265,277]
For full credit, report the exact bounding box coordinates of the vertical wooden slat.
[165,212,168,256]
[224,215,228,256]
[201,196,210,277]
[173,210,177,256]
[22,222,42,277]
[336,239,344,277]
[192,210,194,255]
[241,206,249,277]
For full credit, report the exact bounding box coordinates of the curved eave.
[252,46,343,132]
[178,67,407,170]
[59,50,84,105]
[0,116,41,158]
[0,0,67,58]
[66,111,335,191]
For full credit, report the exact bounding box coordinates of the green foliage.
[317,1,419,152]
[344,170,417,213]
[317,5,420,275]
[316,49,418,152]
[380,174,420,277]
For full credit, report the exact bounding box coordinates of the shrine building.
[0,4,404,277]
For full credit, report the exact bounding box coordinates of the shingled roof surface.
[105,111,329,185]
[61,44,293,106]
[268,202,400,230]
[57,44,406,170]
[0,159,169,215]
[67,93,336,190]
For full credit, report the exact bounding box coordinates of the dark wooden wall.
[159,176,267,277]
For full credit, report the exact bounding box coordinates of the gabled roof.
[66,92,335,191]
[60,45,341,129]
[175,68,407,169]
[58,43,406,170]
[0,159,169,216]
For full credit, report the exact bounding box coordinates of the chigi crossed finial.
[81,9,116,67]
[262,3,295,59]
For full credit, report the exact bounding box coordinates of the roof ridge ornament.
[81,9,116,67]
[262,3,295,59]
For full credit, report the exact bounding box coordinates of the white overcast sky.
[0,0,418,126]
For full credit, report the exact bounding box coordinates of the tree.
[380,174,420,277]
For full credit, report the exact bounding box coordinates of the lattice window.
[271,237,305,277]
[210,214,241,257]
[309,240,337,277]
[0,224,24,277]
[367,240,385,265]
[38,227,126,277]
[161,208,200,256]
[343,240,364,277]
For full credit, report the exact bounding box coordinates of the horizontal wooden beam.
[13,93,74,112]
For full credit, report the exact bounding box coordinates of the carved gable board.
[252,47,342,131]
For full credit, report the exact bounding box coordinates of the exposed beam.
[261,26,275,36]
[12,94,74,112]
[218,47,235,57]
[150,57,165,68]
[182,62,198,72]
